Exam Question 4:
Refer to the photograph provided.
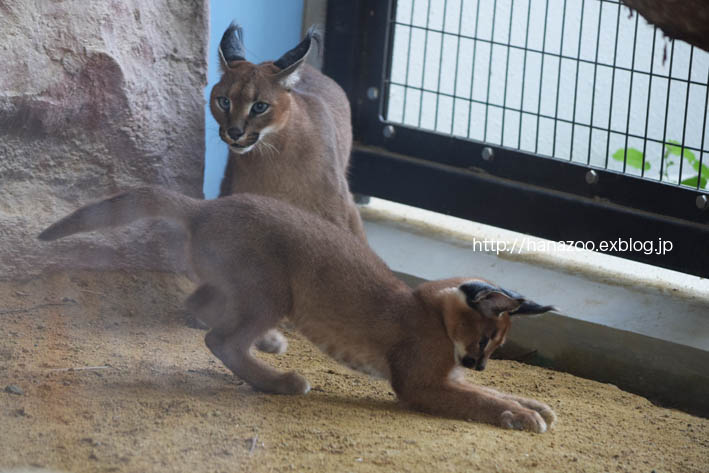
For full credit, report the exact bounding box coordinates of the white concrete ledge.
[360,198,709,415]
[361,198,709,350]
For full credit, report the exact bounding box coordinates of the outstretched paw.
[514,398,557,429]
[500,408,548,433]
[535,405,556,428]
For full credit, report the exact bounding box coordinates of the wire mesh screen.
[385,0,709,191]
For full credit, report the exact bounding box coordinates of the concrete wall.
[0,0,208,280]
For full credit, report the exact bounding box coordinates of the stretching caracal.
[40,187,557,432]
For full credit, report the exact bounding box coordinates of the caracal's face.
[210,62,289,155]
[442,285,511,371]
[420,278,516,372]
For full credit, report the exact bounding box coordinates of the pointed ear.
[272,25,321,89]
[219,22,246,70]
[511,299,558,316]
[497,287,558,316]
[459,281,522,319]
[458,281,556,318]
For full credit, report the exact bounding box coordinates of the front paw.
[500,408,548,433]
[515,398,557,429]
[535,404,556,428]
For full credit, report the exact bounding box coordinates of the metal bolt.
[481,147,494,161]
[696,195,708,210]
[585,170,599,185]
[382,125,395,139]
[366,87,379,101]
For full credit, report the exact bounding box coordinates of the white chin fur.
[230,143,256,154]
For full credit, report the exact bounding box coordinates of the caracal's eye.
[251,101,269,114]
[216,96,231,111]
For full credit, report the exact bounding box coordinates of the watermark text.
[469,238,673,256]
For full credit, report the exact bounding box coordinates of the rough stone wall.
[0,0,208,280]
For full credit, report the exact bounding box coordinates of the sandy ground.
[0,270,707,473]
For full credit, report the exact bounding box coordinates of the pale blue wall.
[204,0,305,199]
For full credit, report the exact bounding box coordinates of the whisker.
[256,140,275,162]
[256,140,269,160]
[259,138,279,159]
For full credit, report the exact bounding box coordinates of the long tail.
[38,186,200,241]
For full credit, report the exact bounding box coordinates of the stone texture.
[0,0,208,280]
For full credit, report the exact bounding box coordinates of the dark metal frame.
[324,0,709,278]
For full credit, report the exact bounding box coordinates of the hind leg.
[187,284,287,354]
[205,323,309,395]
[184,284,223,329]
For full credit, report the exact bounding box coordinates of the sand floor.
[0,271,707,473]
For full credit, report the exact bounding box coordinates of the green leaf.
[665,139,683,157]
[666,140,698,164]
[683,148,698,164]
[680,175,708,189]
[664,140,707,180]
[611,148,650,170]
[686,153,709,180]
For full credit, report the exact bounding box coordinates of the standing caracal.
[207,23,364,351]
[210,24,363,237]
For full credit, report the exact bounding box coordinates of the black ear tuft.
[273,25,321,71]
[459,281,556,318]
[219,21,246,66]
[459,281,522,319]
[497,287,556,315]
[513,301,558,315]
[459,281,500,305]
[307,25,323,56]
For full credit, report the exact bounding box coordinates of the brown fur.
[210,28,363,238]
[39,187,557,432]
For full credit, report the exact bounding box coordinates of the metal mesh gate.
[324,0,709,278]
[385,0,709,189]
